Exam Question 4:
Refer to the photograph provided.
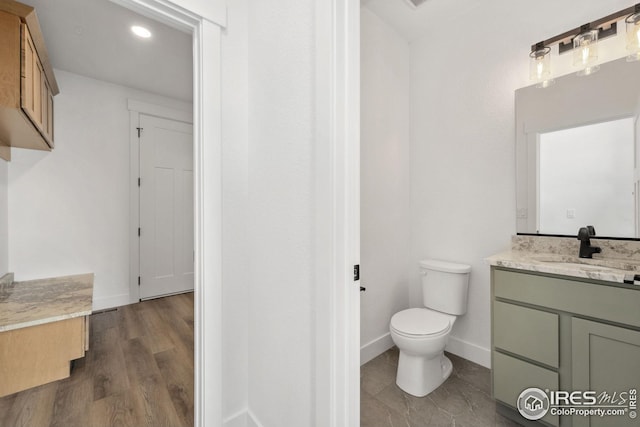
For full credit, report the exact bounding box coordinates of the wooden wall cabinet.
[0,1,59,161]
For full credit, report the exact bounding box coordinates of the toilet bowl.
[389,259,471,397]
[390,308,456,396]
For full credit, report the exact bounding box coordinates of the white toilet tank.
[420,259,471,315]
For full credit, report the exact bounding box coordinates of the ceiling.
[22,0,193,101]
[363,0,482,42]
[363,0,638,46]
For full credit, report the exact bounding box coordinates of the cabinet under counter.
[490,267,640,427]
[0,273,93,397]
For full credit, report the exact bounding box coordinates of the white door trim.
[128,99,193,305]
[114,1,224,426]
[128,99,193,122]
[314,0,360,426]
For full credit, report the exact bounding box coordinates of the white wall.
[0,159,7,276]
[246,0,314,425]
[408,6,522,368]
[407,0,633,367]
[7,69,190,310]
[360,8,411,364]
[220,0,249,421]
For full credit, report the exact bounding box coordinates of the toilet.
[389,259,471,397]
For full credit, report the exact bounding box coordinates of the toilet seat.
[390,308,453,337]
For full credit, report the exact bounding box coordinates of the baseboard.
[92,293,130,311]
[360,332,394,365]
[445,335,491,368]
[223,408,248,427]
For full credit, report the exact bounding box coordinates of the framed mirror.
[515,57,640,239]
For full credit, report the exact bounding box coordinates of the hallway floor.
[361,348,522,427]
[0,293,194,427]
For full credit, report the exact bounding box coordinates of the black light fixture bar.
[531,3,640,54]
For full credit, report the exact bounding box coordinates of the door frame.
[128,99,193,303]
[112,0,224,426]
[117,0,360,426]
[314,0,361,426]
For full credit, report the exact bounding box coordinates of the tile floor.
[361,348,522,427]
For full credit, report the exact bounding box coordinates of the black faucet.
[577,226,601,258]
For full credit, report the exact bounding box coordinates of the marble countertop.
[487,251,640,285]
[0,273,94,332]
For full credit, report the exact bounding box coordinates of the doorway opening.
[2,0,223,425]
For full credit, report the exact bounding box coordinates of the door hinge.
[353,264,360,281]
[138,227,141,236]
[136,127,143,138]
[138,177,141,187]
[138,276,141,286]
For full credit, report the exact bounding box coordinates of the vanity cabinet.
[0,1,59,161]
[491,268,640,427]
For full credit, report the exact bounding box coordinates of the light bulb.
[536,61,544,79]
[581,45,590,65]
[573,30,598,75]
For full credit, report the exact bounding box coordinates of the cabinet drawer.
[493,351,559,427]
[494,301,558,367]
[494,269,640,328]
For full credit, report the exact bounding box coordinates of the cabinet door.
[46,84,54,146]
[572,318,640,427]
[40,78,53,147]
[20,23,44,132]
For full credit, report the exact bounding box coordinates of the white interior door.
[139,114,194,299]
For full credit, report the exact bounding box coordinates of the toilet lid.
[390,308,452,336]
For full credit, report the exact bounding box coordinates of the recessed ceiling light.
[131,25,152,39]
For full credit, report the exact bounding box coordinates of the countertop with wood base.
[0,273,93,397]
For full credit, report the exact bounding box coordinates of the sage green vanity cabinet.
[491,267,640,427]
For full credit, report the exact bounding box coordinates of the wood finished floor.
[0,293,194,427]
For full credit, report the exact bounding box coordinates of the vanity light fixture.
[131,25,152,39]
[529,2,640,84]
[529,42,554,88]
[626,5,640,61]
